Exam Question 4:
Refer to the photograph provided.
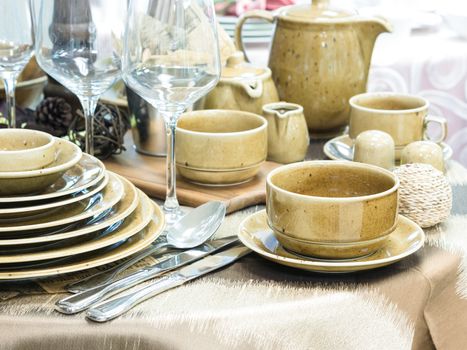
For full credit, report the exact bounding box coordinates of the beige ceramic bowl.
[176,110,268,185]
[266,161,399,259]
[0,138,82,195]
[0,129,56,172]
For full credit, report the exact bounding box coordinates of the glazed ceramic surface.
[353,130,395,169]
[202,52,279,115]
[262,102,309,163]
[0,175,139,246]
[266,161,399,258]
[401,141,445,172]
[235,0,390,135]
[324,134,453,164]
[0,153,105,203]
[176,110,268,185]
[0,171,124,233]
[349,92,448,156]
[0,138,82,195]
[0,173,109,218]
[0,190,153,264]
[238,210,424,273]
[0,129,55,172]
[0,202,165,280]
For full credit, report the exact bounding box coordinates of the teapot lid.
[280,0,356,21]
[221,51,270,80]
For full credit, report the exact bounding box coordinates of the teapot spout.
[355,17,392,70]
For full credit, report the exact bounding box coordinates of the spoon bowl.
[329,140,353,160]
[167,201,226,248]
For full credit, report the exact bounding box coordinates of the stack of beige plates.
[0,139,165,280]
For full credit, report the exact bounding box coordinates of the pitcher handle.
[235,10,274,62]
[424,115,448,143]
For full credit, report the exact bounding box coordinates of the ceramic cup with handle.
[349,92,447,159]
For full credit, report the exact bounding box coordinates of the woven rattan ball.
[393,163,452,228]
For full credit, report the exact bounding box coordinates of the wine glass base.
[162,205,185,227]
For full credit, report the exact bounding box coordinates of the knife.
[56,236,240,314]
[86,244,250,322]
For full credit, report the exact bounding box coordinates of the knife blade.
[55,236,240,314]
[86,244,250,322]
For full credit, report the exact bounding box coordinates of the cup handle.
[424,115,447,143]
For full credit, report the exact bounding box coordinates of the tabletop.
[0,140,466,350]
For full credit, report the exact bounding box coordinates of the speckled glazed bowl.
[266,161,399,259]
[0,138,82,195]
[176,110,268,185]
[0,129,56,172]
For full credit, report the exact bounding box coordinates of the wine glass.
[123,0,221,224]
[34,0,126,154]
[0,0,35,128]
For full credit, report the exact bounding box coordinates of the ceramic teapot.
[235,0,390,137]
[201,52,279,114]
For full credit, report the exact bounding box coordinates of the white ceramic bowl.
[0,129,56,172]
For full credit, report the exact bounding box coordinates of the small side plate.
[0,153,106,203]
[238,210,425,273]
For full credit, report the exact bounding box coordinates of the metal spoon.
[329,140,353,160]
[66,201,227,293]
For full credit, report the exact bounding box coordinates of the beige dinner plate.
[0,202,165,280]
[0,172,124,233]
[0,172,109,218]
[0,153,106,203]
[238,210,425,273]
[0,175,139,246]
[0,138,82,196]
[0,190,154,263]
[324,134,453,163]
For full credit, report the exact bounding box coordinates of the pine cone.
[35,97,74,137]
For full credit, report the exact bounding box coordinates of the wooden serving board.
[104,140,281,213]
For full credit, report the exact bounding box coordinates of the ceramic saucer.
[238,210,425,273]
[0,190,154,264]
[0,171,124,233]
[0,175,139,245]
[0,138,82,196]
[0,202,165,280]
[0,153,105,203]
[0,172,109,218]
[324,134,453,163]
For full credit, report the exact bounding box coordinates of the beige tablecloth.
[0,143,466,350]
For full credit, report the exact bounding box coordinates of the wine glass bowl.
[123,0,221,224]
[35,0,126,154]
[0,0,35,128]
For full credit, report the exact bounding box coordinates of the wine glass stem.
[3,76,17,128]
[79,97,98,155]
[164,119,179,212]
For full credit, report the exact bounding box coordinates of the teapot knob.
[226,51,245,67]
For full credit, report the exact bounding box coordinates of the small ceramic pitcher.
[262,102,309,163]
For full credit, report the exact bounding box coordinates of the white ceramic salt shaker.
[401,141,444,172]
[353,130,395,169]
